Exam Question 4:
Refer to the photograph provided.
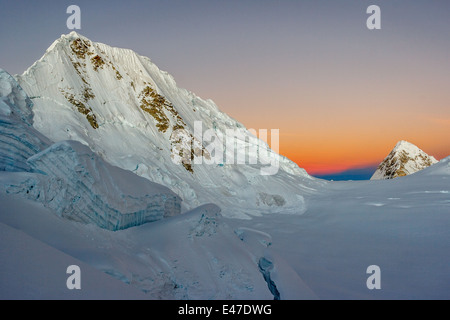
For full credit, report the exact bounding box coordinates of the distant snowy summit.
[371,140,438,180]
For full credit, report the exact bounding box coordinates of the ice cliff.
[0,68,181,230]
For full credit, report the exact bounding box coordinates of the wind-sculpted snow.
[0,196,278,299]
[0,221,147,299]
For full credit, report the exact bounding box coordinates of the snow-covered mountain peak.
[1,68,182,230]
[371,140,438,180]
[15,33,318,218]
[54,31,84,44]
[392,140,419,152]
[67,30,82,38]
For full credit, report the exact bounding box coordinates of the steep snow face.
[1,69,181,231]
[0,194,277,299]
[0,69,51,172]
[15,32,321,218]
[237,157,450,299]
[371,140,438,180]
[2,157,448,299]
[0,221,147,300]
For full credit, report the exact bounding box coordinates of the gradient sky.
[1,0,449,176]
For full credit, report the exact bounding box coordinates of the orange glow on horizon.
[192,39,450,177]
[277,131,449,176]
[264,121,449,176]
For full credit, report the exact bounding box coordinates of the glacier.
[15,32,321,218]
[26,140,182,230]
[0,194,282,299]
[0,69,51,172]
[0,66,292,298]
[1,33,449,300]
[0,68,181,231]
[0,220,147,300]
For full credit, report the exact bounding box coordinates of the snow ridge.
[15,33,320,218]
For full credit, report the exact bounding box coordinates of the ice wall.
[1,69,181,230]
[0,69,50,172]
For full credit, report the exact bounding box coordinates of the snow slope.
[1,158,447,299]
[371,140,438,180]
[1,68,181,231]
[1,65,316,299]
[0,69,51,172]
[15,32,321,218]
[0,193,293,299]
[0,221,147,300]
[236,157,450,299]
